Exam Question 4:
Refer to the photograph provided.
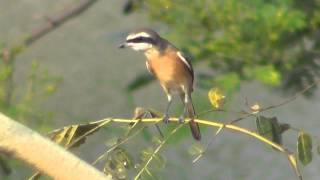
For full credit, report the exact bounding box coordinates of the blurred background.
[0,0,320,179]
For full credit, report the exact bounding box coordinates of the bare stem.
[108,117,300,179]
[25,0,98,46]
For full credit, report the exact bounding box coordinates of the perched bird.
[119,28,201,140]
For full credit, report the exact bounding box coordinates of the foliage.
[0,42,61,177]
[1,1,320,179]
[49,119,112,148]
[126,0,320,94]
[297,131,313,165]
[25,93,320,180]
[255,116,289,145]
[120,4,320,177]
[0,59,61,130]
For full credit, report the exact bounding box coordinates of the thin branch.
[1,0,99,107]
[197,79,320,125]
[196,108,247,118]
[192,125,225,163]
[231,78,320,124]
[134,124,183,180]
[263,80,319,110]
[145,168,157,180]
[193,78,320,163]
[92,125,146,165]
[25,0,98,46]
[109,117,300,179]
[112,118,286,152]
[92,110,156,165]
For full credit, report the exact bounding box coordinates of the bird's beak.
[118,42,128,49]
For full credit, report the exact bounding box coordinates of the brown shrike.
[119,28,201,140]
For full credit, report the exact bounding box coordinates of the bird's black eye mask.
[126,36,156,45]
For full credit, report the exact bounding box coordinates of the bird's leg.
[179,104,187,123]
[178,93,188,123]
[162,94,172,124]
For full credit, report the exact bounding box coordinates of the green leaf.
[104,147,134,179]
[140,147,166,171]
[256,116,273,140]
[280,123,290,133]
[256,116,284,145]
[270,118,283,145]
[244,65,281,85]
[48,119,112,148]
[297,130,313,165]
[215,72,240,93]
[142,0,317,93]
[188,143,204,155]
[127,73,154,92]
[114,148,134,169]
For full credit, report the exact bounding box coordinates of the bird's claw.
[162,115,169,124]
[178,116,185,123]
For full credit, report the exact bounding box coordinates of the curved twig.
[108,117,301,179]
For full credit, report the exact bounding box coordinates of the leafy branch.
[92,120,146,165]
[24,80,320,180]
[134,124,183,180]
[29,115,303,179]
[112,117,300,178]
[192,79,320,166]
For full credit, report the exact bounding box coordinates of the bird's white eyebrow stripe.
[177,51,192,70]
[126,32,151,40]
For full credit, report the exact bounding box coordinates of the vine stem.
[134,124,183,180]
[109,117,301,179]
[111,118,284,151]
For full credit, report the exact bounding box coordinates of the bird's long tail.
[186,98,201,141]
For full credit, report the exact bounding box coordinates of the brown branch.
[192,79,320,169]
[110,117,301,179]
[25,0,98,46]
[197,79,320,124]
[0,0,99,107]
[231,78,320,124]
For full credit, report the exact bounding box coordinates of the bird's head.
[118,28,161,52]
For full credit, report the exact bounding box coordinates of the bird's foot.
[162,115,169,124]
[178,115,185,123]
